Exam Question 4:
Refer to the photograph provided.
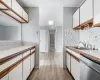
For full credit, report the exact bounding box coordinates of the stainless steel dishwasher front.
[80,55,100,80]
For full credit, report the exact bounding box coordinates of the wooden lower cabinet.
[71,56,80,80]
[23,56,31,80]
[0,47,35,80]
[9,63,23,80]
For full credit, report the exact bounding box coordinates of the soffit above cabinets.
[0,0,28,23]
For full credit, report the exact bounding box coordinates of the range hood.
[0,0,28,23]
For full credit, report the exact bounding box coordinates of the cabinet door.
[73,9,79,28]
[80,0,93,24]
[23,51,31,80]
[22,9,28,22]
[9,63,22,80]
[12,0,22,17]
[94,0,100,25]
[66,52,71,72]
[1,74,8,80]
[31,53,35,71]
[71,56,80,80]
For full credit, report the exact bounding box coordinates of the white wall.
[80,27,100,50]
[22,7,40,68]
[63,7,79,68]
[0,26,5,40]
[55,26,63,52]
[0,26,21,40]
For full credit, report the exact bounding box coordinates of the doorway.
[50,30,55,49]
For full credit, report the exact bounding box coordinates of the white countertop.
[79,49,100,59]
[66,46,100,62]
[0,46,34,59]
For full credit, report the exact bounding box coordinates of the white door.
[40,30,47,52]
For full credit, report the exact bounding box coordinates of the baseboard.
[27,67,35,80]
[66,66,75,80]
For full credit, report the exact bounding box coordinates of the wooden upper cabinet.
[12,0,23,18]
[93,0,100,27]
[80,0,93,25]
[22,9,28,22]
[0,0,28,23]
[0,0,11,10]
[73,9,80,29]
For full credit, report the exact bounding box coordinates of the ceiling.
[17,0,85,7]
[17,0,85,27]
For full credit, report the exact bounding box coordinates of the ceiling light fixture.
[48,20,54,26]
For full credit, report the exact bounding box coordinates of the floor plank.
[28,48,73,80]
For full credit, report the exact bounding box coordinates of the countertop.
[66,46,100,65]
[0,45,35,59]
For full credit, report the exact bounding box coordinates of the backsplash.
[0,40,22,51]
[65,28,80,46]
[80,27,100,50]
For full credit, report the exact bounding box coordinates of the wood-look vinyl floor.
[28,48,73,80]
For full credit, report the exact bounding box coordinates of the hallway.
[28,48,73,80]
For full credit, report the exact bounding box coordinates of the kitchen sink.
[72,46,90,50]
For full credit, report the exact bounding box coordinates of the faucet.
[78,41,87,48]
[87,44,92,50]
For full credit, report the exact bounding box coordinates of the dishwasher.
[80,54,100,80]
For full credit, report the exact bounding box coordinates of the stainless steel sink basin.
[72,46,90,50]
